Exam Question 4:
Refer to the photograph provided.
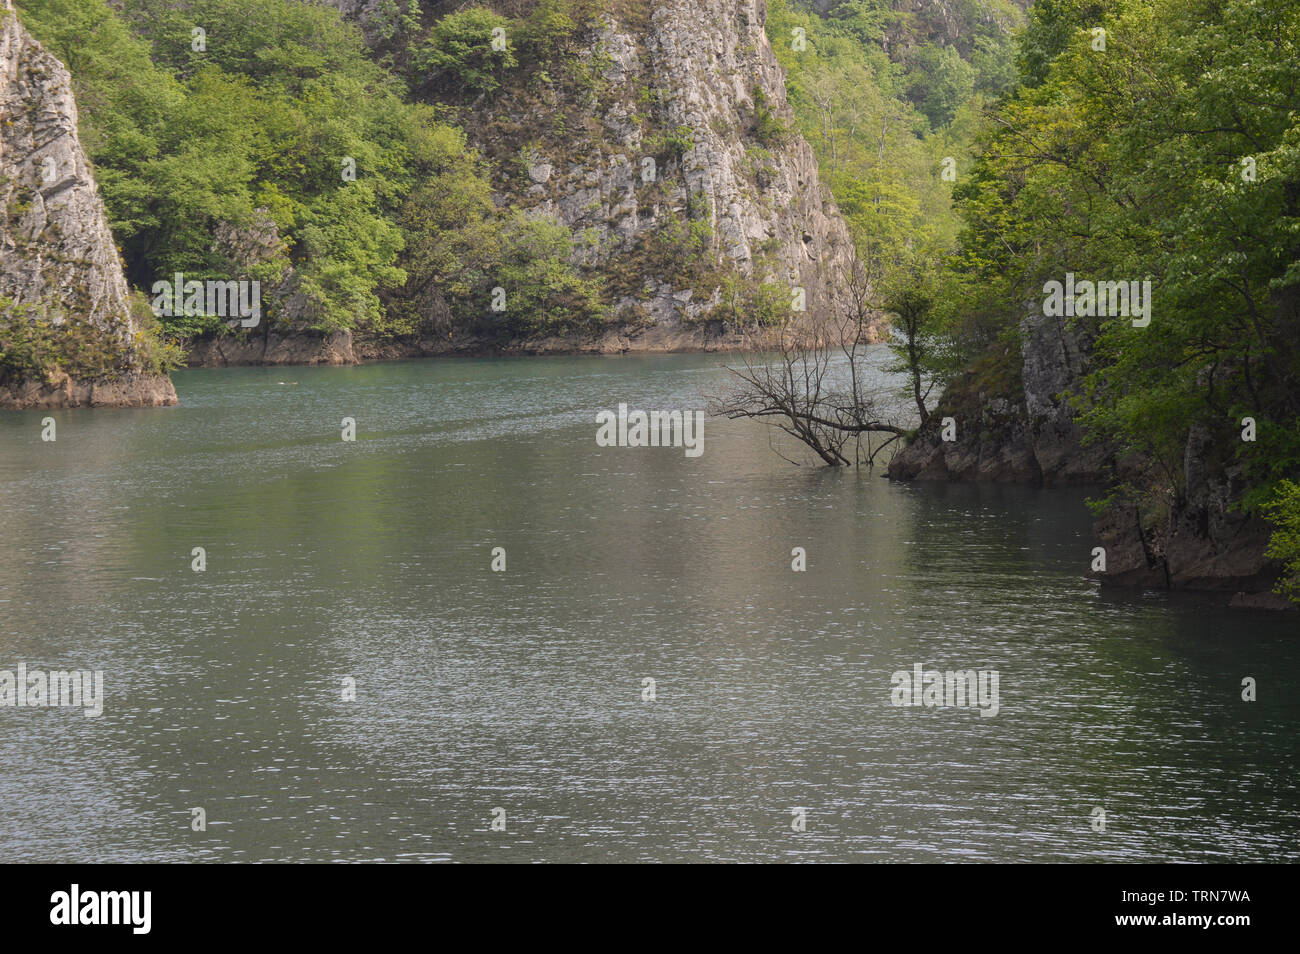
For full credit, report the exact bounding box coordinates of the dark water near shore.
[1,351,1296,862]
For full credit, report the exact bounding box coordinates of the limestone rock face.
[325,0,859,342]
[323,0,387,40]
[515,1,856,328]
[0,0,175,407]
[1017,307,1111,483]
[185,329,357,367]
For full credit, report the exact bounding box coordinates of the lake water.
[1,350,1296,862]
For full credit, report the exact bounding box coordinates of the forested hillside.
[769,0,1026,256]
[9,0,1020,359]
[890,0,1300,603]
[12,0,566,343]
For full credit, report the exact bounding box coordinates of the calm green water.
[1,351,1296,863]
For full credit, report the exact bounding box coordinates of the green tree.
[490,213,605,335]
[905,44,975,128]
[413,7,517,93]
[1264,481,1300,604]
[932,0,1300,585]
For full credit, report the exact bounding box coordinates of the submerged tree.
[710,252,930,467]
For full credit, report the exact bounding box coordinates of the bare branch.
[707,249,905,467]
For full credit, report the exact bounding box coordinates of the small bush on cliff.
[413,8,517,93]
[750,87,790,147]
[642,208,713,282]
[644,126,696,166]
[0,301,123,382]
[707,273,791,331]
[127,295,186,375]
[484,212,606,335]
[519,0,591,60]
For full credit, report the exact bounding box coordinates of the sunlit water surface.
[1,351,1296,862]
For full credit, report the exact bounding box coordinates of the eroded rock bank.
[183,330,359,368]
[181,318,763,367]
[887,308,1109,485]
[887,308,1289,607]
[0,371,177,409]
[1091,425,1290,608]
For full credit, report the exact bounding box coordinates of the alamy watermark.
[50,885,150,934]
[1,663,104,717]
[596,403,704,457]
[151,272,261,327]
[1043,272,1151,327]
[890,663,999,717]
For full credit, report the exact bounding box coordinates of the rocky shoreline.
[886,309,1292,609]
[0,372,177,409]
[181,320,755,367]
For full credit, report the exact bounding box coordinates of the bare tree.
[709,254,907,467]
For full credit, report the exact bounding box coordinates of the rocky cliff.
[329,0,859,357]
[520,1,855,329]
[888,308,1286,606]
[887,307,1110,485]
[0,0,175,408]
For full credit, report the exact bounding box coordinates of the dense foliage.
[767,0,1026,262]
[928,0,1300,599]
[13,0,604,340]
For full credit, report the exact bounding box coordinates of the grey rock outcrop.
[888,307,1109,484]
[185,329,358,367]
[1092,425,1285,602]
[888,302,1286,605]
[1018,307,1111,482]
[508,1,856,332]
[0,0,175,407]
[322,0,388,40]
